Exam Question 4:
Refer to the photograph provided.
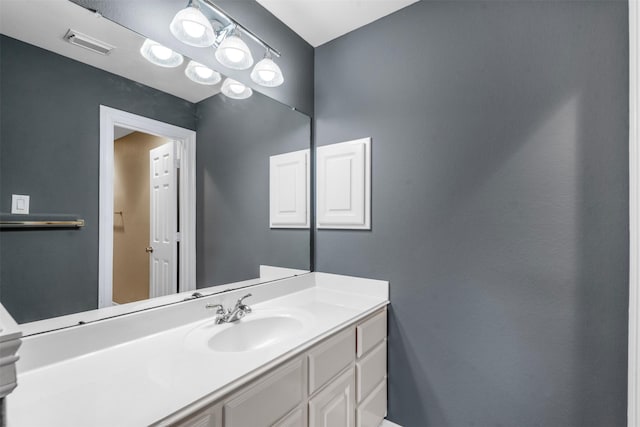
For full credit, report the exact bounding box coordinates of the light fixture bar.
[198,0,281,57]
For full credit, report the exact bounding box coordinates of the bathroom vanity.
[5,273,389,427]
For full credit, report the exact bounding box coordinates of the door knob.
[145,246,154,253]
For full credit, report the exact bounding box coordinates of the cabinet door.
[309,368,355,427]
[308,327,355,395]
[173,404,222,427]
[224,358,305,427]
[274,408,306,427]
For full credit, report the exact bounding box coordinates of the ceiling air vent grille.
[63,29,114,55]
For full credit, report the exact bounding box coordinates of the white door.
[149,141,177,298]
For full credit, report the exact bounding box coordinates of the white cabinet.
[173,404,222,427]
[224,359,305,427]
[356,309,386,358]
[164,308,387,427]
[274,408,306,427]
[355,311,387,427]
[309,368,356,427]
[356,379,386,427]
[308,327,355,394]
[356,340,386,403]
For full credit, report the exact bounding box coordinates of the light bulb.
[150,44,172,60]
[184,60,221,85]
[229,82,245,94]
[215,35,253,70]
[221,78,252,99]
[195,66,213,79]
[250,56,284,87]
[225,48,245,64]
[140,39,184,68]
[182,20,205,38]
[169,5,215,47]
[258,69,276,82]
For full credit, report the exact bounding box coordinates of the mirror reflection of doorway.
[112,129,178,305]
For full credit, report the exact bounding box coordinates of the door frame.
[99,106,196,308]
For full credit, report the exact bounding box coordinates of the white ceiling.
[0,0,220,103]
[256,0,419,47]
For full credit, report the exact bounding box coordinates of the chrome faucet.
[206,293,252,324]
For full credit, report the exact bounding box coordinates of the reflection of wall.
[196,94,310,287]
[113,132,168,304]
[0,35,196,323]
[315,2,628,427]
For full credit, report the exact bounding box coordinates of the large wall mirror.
[0,0,311,334]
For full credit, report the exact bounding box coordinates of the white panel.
[270,149,310,228]
[308,327,355,395]
[356,340,386,403]
[224,358,304,427]
[309,368,356,427]
[356,310,387,358]
[317,138,371,229]
[356,379,387,427]
[274,408,305,427]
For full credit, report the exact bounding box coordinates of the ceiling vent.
[63,29,114,55]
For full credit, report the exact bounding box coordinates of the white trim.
[630,1,639,425]
[99,106,196,309]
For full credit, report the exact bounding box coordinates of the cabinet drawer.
[308,327,355,395]
[356,379,386,427]
[274,408,305,427]
[356,340,386,403]
[224,358,304,427]
[356,310,386,358]
[309,367,356,427]
[173,406,221,427]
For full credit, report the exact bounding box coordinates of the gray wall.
[72,0,315,116]
[196,92,310,287]
[0,35,196,323]
[314,1,628,426]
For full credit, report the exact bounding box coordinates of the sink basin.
[185,309,313,353]
[208,315,304,352]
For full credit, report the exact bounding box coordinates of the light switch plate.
[11,194,30,215]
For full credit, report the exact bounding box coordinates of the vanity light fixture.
[140,39,184,68]
[185,60,221,85]
[221,78,252,99]
[169,1,216,47]
[250,50,284,87]
[170,0,283,82]
[215,31,254,70]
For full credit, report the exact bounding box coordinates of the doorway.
[99,106,196,308]
[112,130,176,304]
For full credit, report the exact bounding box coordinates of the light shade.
[169,5,215,47]
[250,56,284,87]
[140,39,184,68]
[221,78,252,99]
[185,61,221,85]
[215,35,254,70]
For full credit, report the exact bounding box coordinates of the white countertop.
[6,273,388,427]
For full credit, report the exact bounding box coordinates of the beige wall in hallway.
[113,131,168,304]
